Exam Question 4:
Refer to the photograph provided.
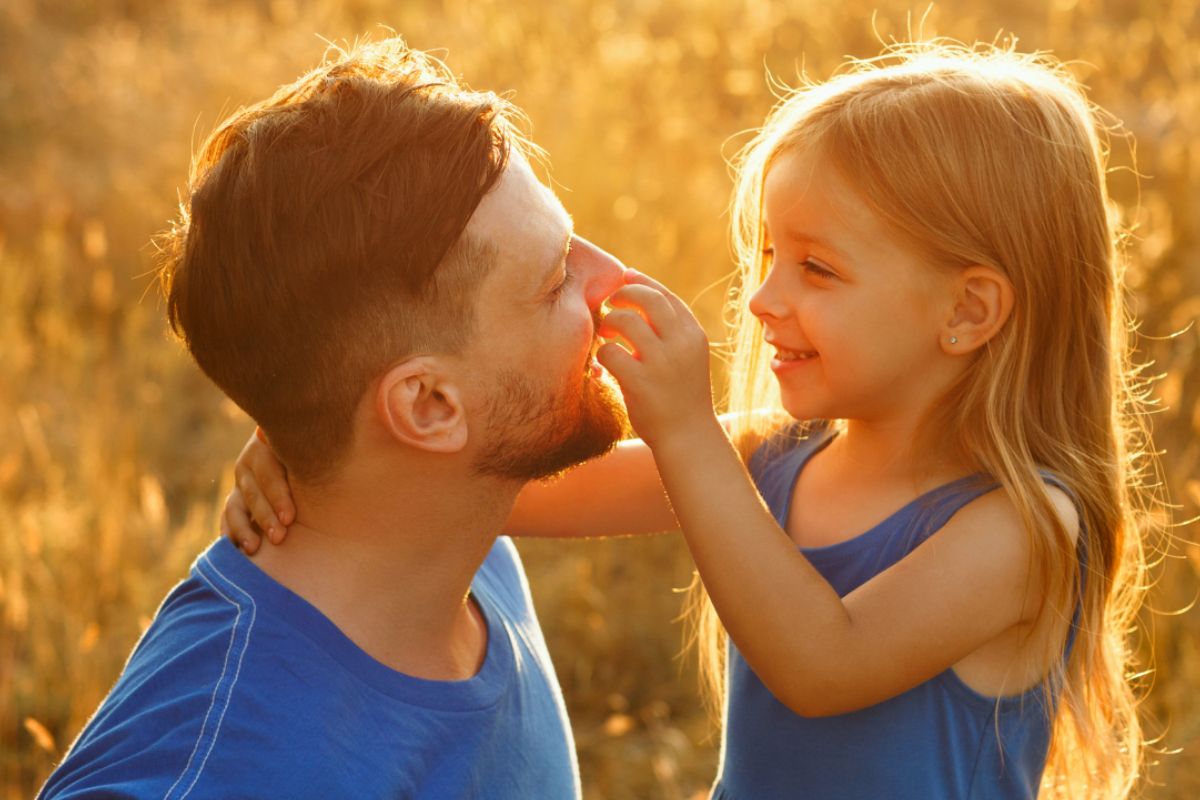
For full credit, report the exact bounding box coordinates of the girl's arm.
[598,271,1072,717]
[508,437,679,537]
[222,417,706,552]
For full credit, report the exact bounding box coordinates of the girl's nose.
[748,267,785,321]
[569,236,625,310]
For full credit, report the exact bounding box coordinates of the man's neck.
[249,458,522,681]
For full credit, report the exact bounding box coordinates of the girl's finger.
[237,468,283,542]
[605,284,677,332]
[258,468,295,528]
[622,269,689,314]
[599,307,662,360]
[223,489,262,554]
[596,340,640,385]
[247,436,295,526]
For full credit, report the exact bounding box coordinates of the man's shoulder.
[111,543,266,700]
[482,535,522,575]
[474,536,534,615]
[39,543,344,799]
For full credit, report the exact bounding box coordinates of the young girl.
[226,42,1157,798]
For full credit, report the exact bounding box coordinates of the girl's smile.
[766,337,819,373]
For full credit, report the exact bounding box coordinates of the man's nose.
[569,236,625,309]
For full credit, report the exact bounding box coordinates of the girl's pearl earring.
[949,336,959,345]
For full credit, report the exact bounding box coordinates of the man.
[40,38,627,799]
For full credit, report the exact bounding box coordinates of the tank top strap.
[748,422,836,520]
[908,474,1002,545]
[1037,470,1089,659]
[908,469,1082,545]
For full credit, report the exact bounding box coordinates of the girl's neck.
[823,417,969,488]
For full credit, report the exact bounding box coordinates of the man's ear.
[375,357,468,454]
[941,265,1015,355]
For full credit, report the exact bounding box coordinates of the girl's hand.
[597,269,718,448]
[220,427,295,554]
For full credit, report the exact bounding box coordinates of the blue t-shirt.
[39,536,580,800]
[713,428,1080,800]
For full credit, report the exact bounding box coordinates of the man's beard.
[472,356,628,482]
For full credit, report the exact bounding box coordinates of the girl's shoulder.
[950,478,1081,541]
[938,472,1084,602]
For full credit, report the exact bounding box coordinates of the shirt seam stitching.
[163,558,256,800]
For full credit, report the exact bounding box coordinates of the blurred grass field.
[2,0,1197,797]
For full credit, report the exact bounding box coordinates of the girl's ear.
[375,357,468,454]
[942,265,1015,355]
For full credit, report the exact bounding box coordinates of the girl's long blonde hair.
[688,41,1162,798]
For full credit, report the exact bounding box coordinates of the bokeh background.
[2,0,1197,797]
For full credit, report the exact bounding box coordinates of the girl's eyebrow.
[784,228,852,262]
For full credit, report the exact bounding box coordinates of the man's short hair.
[159,39,528,483]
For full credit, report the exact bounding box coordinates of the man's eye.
[549,268,574,300]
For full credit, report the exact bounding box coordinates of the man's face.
[462,155,628,481]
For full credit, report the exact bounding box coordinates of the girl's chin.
[777,392,830,423]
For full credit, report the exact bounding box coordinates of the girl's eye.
[549,268,574,300]
[802,259,836,279]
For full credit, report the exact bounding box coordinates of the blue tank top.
[713,428,1080,800]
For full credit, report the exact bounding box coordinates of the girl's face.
[750,150,958,426]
